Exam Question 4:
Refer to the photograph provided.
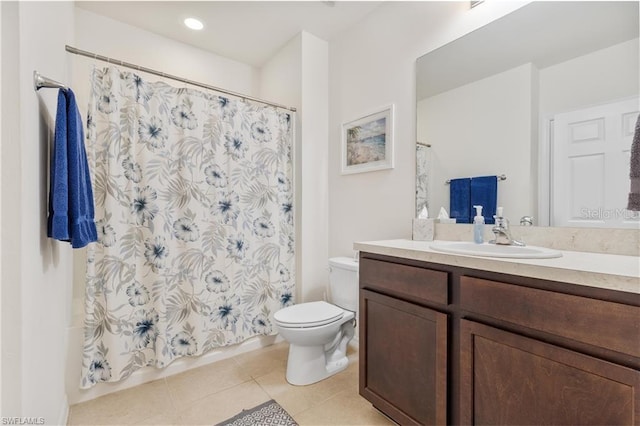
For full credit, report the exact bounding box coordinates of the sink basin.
[429,241,562,259]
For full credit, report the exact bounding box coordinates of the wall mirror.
[416,1,639,228]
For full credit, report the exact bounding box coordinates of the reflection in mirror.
[416,141,430,216]
[416,1,639,228]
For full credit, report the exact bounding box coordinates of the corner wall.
[1,1,22,418]
[1,2,76,424]
[260,32,329,304]
[299,32,329,302]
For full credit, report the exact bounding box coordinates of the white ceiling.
[76,1,383,67]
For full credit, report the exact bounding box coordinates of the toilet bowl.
[274,257,358,386]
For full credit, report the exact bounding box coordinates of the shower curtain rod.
[33,71,68,91]
[65,45,297,112]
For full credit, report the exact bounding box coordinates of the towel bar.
[446,174,506,184]
[33,71,67,91]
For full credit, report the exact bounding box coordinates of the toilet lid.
[274,301,345,328]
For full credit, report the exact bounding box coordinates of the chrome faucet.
[520,216,534,226]
[490,208,525,246]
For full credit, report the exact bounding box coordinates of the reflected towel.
[628,114,640,211]
[471,175,498,224]
[450,178,471,223]
[47,88,98,248]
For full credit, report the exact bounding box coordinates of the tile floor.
[67,343,394,425]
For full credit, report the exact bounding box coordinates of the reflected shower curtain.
[416,144,430,216]
[80,67,295,388]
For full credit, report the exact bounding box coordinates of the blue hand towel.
[450,178,471,223]
[48,91,70,240]
[470,175,498,225]
[47,89,98,248]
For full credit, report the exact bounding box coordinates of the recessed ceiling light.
[184,18,204,31]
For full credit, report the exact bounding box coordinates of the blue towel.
[470,175,498,225]
[47,89,98,248]
[450,178,471,223]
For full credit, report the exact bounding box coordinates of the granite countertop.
[354,239,640,295]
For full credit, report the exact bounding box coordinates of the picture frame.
[341,104,394,175]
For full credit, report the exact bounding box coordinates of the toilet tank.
[328,257,359,312]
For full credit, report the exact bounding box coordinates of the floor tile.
[67,379,174,425]
[165,356,251,408]
[68,342,379,426]
[231,341,289,379]
[177,380,271,425]
[136,410,185,425]
[293,387,395,426]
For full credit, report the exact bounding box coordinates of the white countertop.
[354,239,640,295]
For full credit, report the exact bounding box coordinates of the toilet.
[274,257,358,386]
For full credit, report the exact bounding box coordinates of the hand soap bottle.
[473,205,485,244]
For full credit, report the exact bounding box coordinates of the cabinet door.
[360,289,448,425]
[460,320,640,425]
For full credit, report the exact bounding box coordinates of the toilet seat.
[274,301,345,328]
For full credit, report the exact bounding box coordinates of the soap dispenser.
[473,205,485,244]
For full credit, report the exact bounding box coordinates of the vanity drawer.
[359,257,449,306]
[460,276,640,358]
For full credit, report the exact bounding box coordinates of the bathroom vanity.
[355,239,640,425]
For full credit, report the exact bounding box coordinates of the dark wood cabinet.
[360,289,447,425]
[460,319,639,425]
[359,252,640,426]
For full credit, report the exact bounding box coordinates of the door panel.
[552,97,640,228]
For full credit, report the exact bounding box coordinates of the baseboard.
[67,334,283,405]
[58,395,69,426]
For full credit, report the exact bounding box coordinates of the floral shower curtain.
[81,67,295,388]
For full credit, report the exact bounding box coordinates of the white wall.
[328,1,529,256]
[1,2,21,418]
[539,38,639,117]
[260,34,304,303]
[418,63,537,222]
[299,33,329,302]
[1,2,76,424]
[259,34,302,107]
[0,0,3,414]
[259,32,329,304]
[73,8,259,99]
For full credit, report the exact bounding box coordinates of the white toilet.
[274,257,358,386]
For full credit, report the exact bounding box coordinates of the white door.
[552,98,639,228]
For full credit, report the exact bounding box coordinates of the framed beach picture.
[341,105,394,175]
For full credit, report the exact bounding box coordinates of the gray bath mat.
[216,399,298,426]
